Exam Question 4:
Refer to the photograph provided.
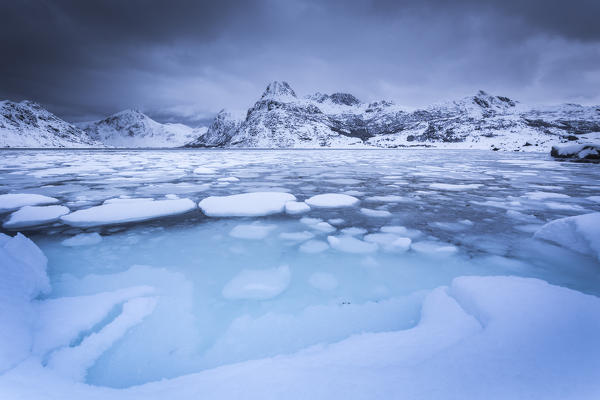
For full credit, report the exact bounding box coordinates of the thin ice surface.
[0,149,599,398]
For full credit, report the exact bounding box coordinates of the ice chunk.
[524,191,570,201]
[193,167,216,174]
[305,193,359,208]
[308,272,339,291]
[222,265,291,300]
[217,177,240,182]
[327,235,378,253]
[429,183,482,191]
[364,233,411,252]
[341,227,367,236]
[365,195,407,202]
[285,201,310,215]
[534,212,600,261]
[3,205,70,228]
[61,232,103,247]
[0,193,59,212]
[230,223,276,240]
[300,217,335,232]
[360,208,392,218]
[279,231,315,241]
[61,198,196,227]
[380,225,422,239]
[299,240,329,253]
[199,192,296,217]
[411,241,458,256]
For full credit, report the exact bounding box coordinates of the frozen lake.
[1,149,599,394]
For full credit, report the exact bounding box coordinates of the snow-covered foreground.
[1,149,600,399]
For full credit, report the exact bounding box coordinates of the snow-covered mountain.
[187,81,600,151]
[79,109,204,148]
[0,100,100,148]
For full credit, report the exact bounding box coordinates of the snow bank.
[61,198,196,227]
[0,233,48,373]
[534,212,600,261]
[222,265,291,300]
[199,192,296,217]
[551,143,600,161]
[3,205,70,228]
[0,193,59,213]
[305,193,359,208]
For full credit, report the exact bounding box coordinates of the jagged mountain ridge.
[78,109,205,148]
[0,100,100,147]
[187,81,600,150]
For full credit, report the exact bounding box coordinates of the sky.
[1,0,599,126]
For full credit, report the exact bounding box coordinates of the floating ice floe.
[308,272,339,291]
[0,193,59,213]
[61,232,103,247]
[300,217,336,233]
[588,196,600,203]
[341,227,367,236]
[299,240,329,253]
[193,167,216,174]
[199,192,296,217]
[411,241,458,256]
[524,191,570,201]
[279,231,315,242]
[364,233,411,252]
[360,208,392,218]
[305,193,359,208]
[327,235,378,253]
[3,205,70,228]
[429,183,482,191]
[534,212,600,261]
[285,201,310,215]
[230,223,276,240]
[365,195,407,202]
[217,177,240,182]
[222,265,291,300]
[60,198,196,227]
[380,225,422,239]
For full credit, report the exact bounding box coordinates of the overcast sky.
[1,0,599,126]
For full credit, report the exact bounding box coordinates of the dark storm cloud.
[1,0,598,125]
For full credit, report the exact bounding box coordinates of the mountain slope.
[79,110,203,148]
[0,101,100,148]
[187,82,600,151]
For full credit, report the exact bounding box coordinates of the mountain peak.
[261,81,296,100]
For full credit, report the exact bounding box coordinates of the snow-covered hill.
[79,109,204,148]
[187,81,600,151]
[0,101,100,148]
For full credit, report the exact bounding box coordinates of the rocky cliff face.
[187,82,600,151]
[0,101,100,148]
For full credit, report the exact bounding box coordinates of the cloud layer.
[1,0,598,125]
